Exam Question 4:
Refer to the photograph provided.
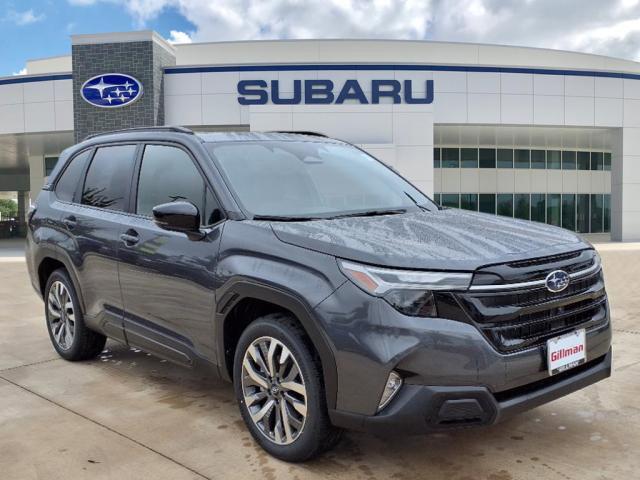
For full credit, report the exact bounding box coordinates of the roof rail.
[84,126,194,141]
[269,130,328,138]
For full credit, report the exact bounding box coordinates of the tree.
[0,199,18,220]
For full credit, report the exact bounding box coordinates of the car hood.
[265,209,590,271]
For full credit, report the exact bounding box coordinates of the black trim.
[214,278,339,409]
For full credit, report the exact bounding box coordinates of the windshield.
[206,140,437,219]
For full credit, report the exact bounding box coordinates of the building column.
[28,155,44,205]
[16,191,29,236]
[611,127,640,241]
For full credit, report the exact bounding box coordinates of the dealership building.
[2,30,640,240]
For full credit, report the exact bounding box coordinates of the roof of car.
[194,131,344,144]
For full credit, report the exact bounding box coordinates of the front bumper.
[330,348,612,435]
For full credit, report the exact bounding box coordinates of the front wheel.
[233,313,341,462]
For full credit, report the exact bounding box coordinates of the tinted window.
[479,149,496,168]
[441,194,460,208]
[82,145,136,211]
[547,150,561,169]
[546,193,561,226]
[497,194,513,217]
[497,149,513,168]
[461,148,478,168]
[562,151,576,170]
[433,148,440,168]
[531,150,545,169]
[577,194,590,233]
[514,150,529,169]
[441,148,459,168]
[55,150,91,203]
[208,141,436,217]
[479,194,495,214]
[591,152,603,170]
[562,194,576,230]
[577,151,590,170]
[137,145,205,219]
[531,194,545,223]
[45,157,59,176]
[460,193,478,210]
[514,194,530,220]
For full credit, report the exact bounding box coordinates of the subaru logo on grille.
[545,270,570,293]
[80,73,143,108]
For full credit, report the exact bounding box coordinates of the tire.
[44,268,106,361]
[233,313,342,462]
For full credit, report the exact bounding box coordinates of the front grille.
[457,268,608,353]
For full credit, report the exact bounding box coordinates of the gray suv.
[26,127,612,462]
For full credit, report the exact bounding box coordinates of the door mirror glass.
[152,201,201,233]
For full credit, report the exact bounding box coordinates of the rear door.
[117,142,225,366]
[54,143,139,342]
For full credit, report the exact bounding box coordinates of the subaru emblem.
[80,73,143,108]
[545,270,570,293]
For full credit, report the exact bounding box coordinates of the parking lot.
[1,242,639,480]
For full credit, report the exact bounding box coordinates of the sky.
[2,0,640,76]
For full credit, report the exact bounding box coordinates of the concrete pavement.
[1,246,639,480]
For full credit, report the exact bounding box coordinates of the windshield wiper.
[404,192,431,212]
[252,215,322,222]
[330,208,407,219]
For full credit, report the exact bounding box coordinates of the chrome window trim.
[468,257,601,292]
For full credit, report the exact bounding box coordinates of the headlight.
[338,260,472,317]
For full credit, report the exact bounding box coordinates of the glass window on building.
[434,193,441,205]
[546,193,561,226]
[604,194,611,232]
[604,152,611,171]
[577,151,590,170]
[576,194,590,233]
[514,194,530,220]
[562,194,576,231]
[479,194,496,214]
[497,149,513,168]
[497,194,514,217]
[562,151,576,170]
[547,150,561,169]
[479,148,496,168]
[591,152,603,171]
[591,194,603,232]
[460,193,478,211]
[531,150,545,169]
[461,148,479,168]
[441,148,460,168]
[44,157,59,177]
[441,193,460,208]
[434,148,440,168]
[514,149,530,169]
[531,193,545,223]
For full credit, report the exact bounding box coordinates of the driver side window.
[136,144,206,220]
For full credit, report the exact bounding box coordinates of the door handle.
[120,230,140,246]
[62,216,76,229]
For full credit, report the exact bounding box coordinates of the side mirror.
[152,201,201,234]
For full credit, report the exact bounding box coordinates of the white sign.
[547,329,586,375]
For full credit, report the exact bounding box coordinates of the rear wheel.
[45,269,106,361]
[233,313,341,462]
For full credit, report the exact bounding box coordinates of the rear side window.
[55,150,91,202]
[136,145,206,219]
[81,144,137,211]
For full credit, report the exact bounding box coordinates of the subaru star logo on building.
[545,270,570,293]
[80,73,143,108]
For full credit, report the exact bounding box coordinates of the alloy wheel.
[241,336,308,445]
[47,281,75,350]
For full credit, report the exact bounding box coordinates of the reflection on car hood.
[265,208,589,271]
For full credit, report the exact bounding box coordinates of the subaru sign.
[237,79,434,105]
[80,73,143,108]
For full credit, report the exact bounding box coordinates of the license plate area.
[547,329,586,375]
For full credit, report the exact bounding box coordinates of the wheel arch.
[36,248,86,315]
[216,279,338,410]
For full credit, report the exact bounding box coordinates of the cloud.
[6,9,45,26]
[13,67,27,76]
[167,29,192,44]
[67,0,640,61]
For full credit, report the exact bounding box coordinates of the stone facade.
[72,39,175,142]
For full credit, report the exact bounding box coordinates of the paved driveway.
[1,246,639,480]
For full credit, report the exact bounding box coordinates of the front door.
[117,143,225,366]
